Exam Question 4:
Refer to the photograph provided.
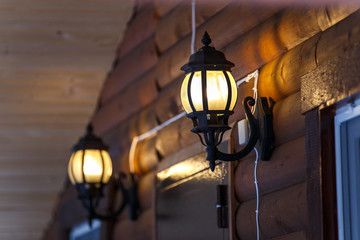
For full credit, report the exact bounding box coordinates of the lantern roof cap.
[72,123,108,151]
[181,31,234,73]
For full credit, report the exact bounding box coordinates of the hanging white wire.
[254,147,260,240]
[191,0,196,54]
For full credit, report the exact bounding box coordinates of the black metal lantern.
[68,124,139,226]
[180,32,274,171]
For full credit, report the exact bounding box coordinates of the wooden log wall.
[44,1,360,239]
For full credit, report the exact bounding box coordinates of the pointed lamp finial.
[201,31,212,46]
[86,123,94,134]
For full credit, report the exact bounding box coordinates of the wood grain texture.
[226,6,356,82]
[257,35,318,102]
[301,11,360,112]
[272,92,305,146]
[302,44,360,113]
[93,69,158,135]
[117,3,158,58]
[155,4,279,88]
[153,0,182,17]
[101,35,158,104]
[236,182,307,239]
[154,76,183,123]
[138,171,155,210]
[135,137,159,175]
[155,1,230,53]
[235,136,306,202]
[233,92,305,156]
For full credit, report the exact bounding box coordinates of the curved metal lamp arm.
[206,97,259,171]
[216,97,259,161]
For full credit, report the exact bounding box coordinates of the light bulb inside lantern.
[181,70,237,114]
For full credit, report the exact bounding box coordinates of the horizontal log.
[154,76,183,123]
[137,171,155,210]
[101,104,155,150]
[113,208,153,240]
[155,4,279,88]
[137,9,356,134]
[117,4,158,58]
[154,0,182,17]
[155,121,180,159]
[257,34,318,101]
[230,91,305,154]
[101,35,158,104]
[272,92,304,146]
[155,1,230,53]
[154,6,354,91]
[258,9,359,102]
[93,69,158,135]
[139,91,304,171]
[235,136,306,202]
[135,136,159,175]
[96,8,352,168]
[179,116,199,149]
[236,182,307,239]
[226,6,356,82]
[270,231,307,240]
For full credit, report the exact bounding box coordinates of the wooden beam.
[305,108,322,240]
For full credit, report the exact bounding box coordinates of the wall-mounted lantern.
[67,124,139,226]
[180,32,274,171]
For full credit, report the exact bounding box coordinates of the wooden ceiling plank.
[0,29,125,49]
[0,53,115,72]
[0,0,134,237]
[0,0,134,12]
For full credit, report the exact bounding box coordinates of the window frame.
[334,97,360,240]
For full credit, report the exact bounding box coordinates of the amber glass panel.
[68,149,113,184]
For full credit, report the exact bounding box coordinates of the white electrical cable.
[191,0,196,54]
[254,147,260,240]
